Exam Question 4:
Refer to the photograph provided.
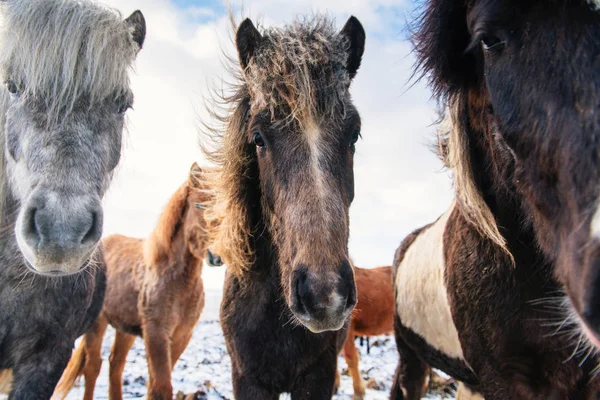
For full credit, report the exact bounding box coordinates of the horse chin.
[565,297,600,350]
[18,245,95,277]
[291,309,349,334]
[580,320,600,349]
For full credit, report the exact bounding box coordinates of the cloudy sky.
[100,0,454,283]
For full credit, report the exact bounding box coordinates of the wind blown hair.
[245,15,351,126]
[0,0,139,119]
[412,0,511,257]
[437,104,510,256]
[202,15,353,276]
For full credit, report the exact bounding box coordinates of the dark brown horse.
[337,265,393,400]
[391,1,600,399]
[202,14,365,400]
[52,163,212,400]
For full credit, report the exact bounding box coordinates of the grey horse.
[0,0,145,398]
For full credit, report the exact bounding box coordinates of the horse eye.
[481,35,506,52]
[350,129,361,147]
[5,81,19,95]
[117,103,131,114]
[253,131,265,148]
[194,203,204,209]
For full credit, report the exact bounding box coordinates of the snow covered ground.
[61,273,457,400]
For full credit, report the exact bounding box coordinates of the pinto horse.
[391,0,600,399]
[53,163,212,400]
[336,265,393,400]
[202,15,365,399]
[0,1,145,398]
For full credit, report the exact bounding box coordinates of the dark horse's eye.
[350,129,361,147]
[5,80,19,95]
[253,131,265,148]
[194,203,204,210]
[481,35,506,52]
[117,103,131,115]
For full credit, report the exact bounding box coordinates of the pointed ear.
[189,162,203,188]
[340,16,365,79]
[125,10,146,52]
[236,18,262,70]
[190,162,202,175]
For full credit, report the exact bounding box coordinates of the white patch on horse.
[591,205,600,239]
[306,121,327,202]
[590,0,600,10]
[395,207,466,360]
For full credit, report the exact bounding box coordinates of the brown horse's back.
[352,266,393,336]
[102,234,145,335]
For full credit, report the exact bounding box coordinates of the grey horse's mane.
[0,0,139,117]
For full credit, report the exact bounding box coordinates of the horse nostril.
[294,268,310,315]
[339,260,357,312]
[23,207,41,246]
[81,211,101,246]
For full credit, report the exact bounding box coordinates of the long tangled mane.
[412,0,511,256]
[0,0,139,118]
[202,15,353,276]
[436,103,510,255]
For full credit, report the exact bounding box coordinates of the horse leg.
[82,315,109,400]
[231,367,278,400]
[9,347,71,400]
[108,330,135,400]
[343,329,366,400]
[291,352,337,400]
[390,333,428,400]
[144,324,173,400]
[170,326,194,370]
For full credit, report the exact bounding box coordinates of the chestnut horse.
[53,163,212,400]
[0,1,145,398]
[202,15,365,399]
[391,0,600,399]
[338,265,393,400]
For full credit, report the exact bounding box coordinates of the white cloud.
[99,0,453,273]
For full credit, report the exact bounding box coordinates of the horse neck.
[465,112,543,263]
[242,212,281,286]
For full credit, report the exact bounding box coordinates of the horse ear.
[189,162,203,188]
[125,10,146,52]
[190,162,202,175]
[340,16,365,79]
[236,18,262,70]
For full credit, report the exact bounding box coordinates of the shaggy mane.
[0,0,139,118]
[413,0,512,258]
[144,181,190,266]
[437,102,511,258]
[202,15,353,276]
[245,15,351,126]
